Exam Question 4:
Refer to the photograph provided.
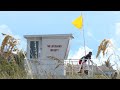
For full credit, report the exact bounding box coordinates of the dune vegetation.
[0,33,27,79]
[0,33,119,79]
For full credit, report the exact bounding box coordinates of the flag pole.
[81,12,90,77]
[81,12,86,56]
[83,27,86,56]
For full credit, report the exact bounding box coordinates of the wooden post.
[92,60,94,78]
[72,61,73,75]
[88,59,90,77]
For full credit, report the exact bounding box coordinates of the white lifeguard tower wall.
[24,34,73,76]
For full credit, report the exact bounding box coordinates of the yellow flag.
[72,16,83,29]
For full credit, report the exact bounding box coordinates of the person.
[82,60,89,75]
[78,60,89,75]
[78,51,92,74]
[81,51,92,61]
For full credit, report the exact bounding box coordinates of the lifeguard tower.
[24,34,73,77]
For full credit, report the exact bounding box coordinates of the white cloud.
[68,38,120,70]
[118,48,120,51]
[67,45,106,67]
[68,46,92,59]
[113,23,120,46]
[91,55,101,65]
[0,24,26,50]
[87,31,93,37]
[68,46,96,65]
[0,24,13,41]
[96,38,120,70]
[116,23,120,36]
[0,24,12,35]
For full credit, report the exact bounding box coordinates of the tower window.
[30,41,39,59]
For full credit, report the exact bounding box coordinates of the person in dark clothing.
[78,51,92,74]
[78,52,92,64]
[81,51,92,60]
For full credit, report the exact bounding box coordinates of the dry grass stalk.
[0,34,18,60]
[47,56,63,70]
[96,39,112,58]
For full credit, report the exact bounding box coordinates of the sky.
[0,11,120,70]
